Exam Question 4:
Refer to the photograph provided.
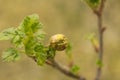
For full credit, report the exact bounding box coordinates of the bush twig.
[30,56,86,80]
[93,0,106,80]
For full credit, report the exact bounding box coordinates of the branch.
[30,56,85,80]
[93,0,106,80]
[46,60,86,80]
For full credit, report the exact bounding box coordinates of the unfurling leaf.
[20,14,45,56]
[19,14,43,35]
[0,27,16,40]
[34,43,48,65]
[65,42,72,58]
[23,36,36,56]
[0,14,47,66]
[19,14,48,65]
[87,33,99,53]
[36,52,47,65]
[11,31,24,48]
[84,0,100,9]
[47,47,56,59]
[96,59,103,67]
[35,31,46,41]
[34,43,44,52]
[2,48,20,62]
[0,27,25,48]
[70,65,80,74]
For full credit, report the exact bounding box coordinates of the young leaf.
[96,59,103,67]
[0,28,24,48]
[70,65,80,74]
[11,35,23,48]
[33,43,49,65]
[34,44,47,65]
[12,29,25,48]
[36,52,47,65]
[19,14,43,35]
[85,0,100,9]
[87,33,99,53]
[65,42,72,58]
[35,31,46,41]
[0,27,16,40]
[34,43,44,52]
[47,47,56,59]
[19,14,45,56]
[2,48,20,62]
[23,36,36,56]
[0,14,46,65]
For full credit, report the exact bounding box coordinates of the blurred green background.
[0,0,120,80]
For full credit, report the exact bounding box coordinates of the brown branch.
[30,56,85,80]
[46,60,86,80]
[93,0,106,80]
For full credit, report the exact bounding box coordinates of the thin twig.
[46,60,86,80]
[94,0,106,80]
[30,56,85,80]
[95,12,103,80]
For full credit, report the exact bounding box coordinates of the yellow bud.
[50,34,68,51]
[91,38,99,53]
[87,33,100,53]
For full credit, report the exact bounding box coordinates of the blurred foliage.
[85,0,100,9]
[2,48,20,62]
[0,0,120,80]
[0,14,56,65]
[70,65,80,74]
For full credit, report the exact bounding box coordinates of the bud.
[49,34,68,51]
[90,37,99,53]
[87,33,100,53]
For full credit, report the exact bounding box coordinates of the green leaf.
[96,59,103,67]
[0,27,16,40]
[34,43,44,52]
[19,14,43,35]
[0,14,46,66]
[85,0,100,9]
[36,52,47,65]
[12,29,25,48]
[34,44,55,65]
[11,35,23,48]
[19,14,45,56]
[33,43,48,65]
[23,36,36,56]
[47,47,56,59]
[65,43,72,58]
[70,65,80,74]
[34,44,47,65]
[2,48,20,62]
[35,31,46,41]
[0,28,24,48]
[86,33,99,52]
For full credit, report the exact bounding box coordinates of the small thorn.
[101,26,106,33]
